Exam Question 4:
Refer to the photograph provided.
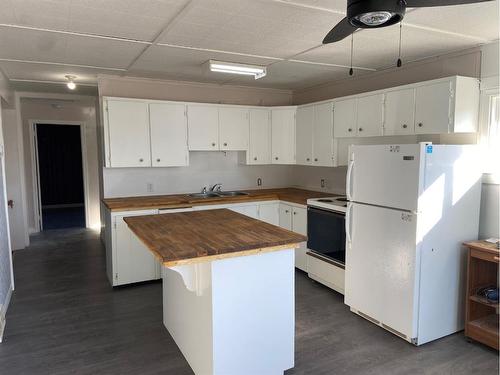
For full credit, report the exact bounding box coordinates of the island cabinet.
[279,203,308,272]
[124,209,305,375]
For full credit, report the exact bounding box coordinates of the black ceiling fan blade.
[323,17,357,44]
[406,0,494,7]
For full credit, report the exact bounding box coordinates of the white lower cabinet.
[279,203,308,272]
[229,204,259,219]
[110,209,160,286]
[258,203,280,226]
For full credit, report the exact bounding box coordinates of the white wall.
[0,99,14,342]
[1,107,25,250]
[104,151,295,198]
[19,97,101,232]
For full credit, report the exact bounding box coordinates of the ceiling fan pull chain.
[397,22,403,68]
[349,33,354,76]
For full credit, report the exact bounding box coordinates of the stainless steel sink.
[216,191,249,197]
[187,192,221,198]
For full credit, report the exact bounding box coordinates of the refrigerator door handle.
[345,202,353,244]
[346,159,354,201]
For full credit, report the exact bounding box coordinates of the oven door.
[307,206,346,266]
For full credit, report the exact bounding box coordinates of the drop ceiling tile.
[160,0,344,58]
[129,44,278,84]
[0,26,145,68]
[404,1,499,42]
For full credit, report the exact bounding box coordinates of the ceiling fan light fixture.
[353,11,395,26]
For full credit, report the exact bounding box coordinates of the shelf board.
[468,314,499,336]
[470,295,500,309]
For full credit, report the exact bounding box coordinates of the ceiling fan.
[323,0,494,44]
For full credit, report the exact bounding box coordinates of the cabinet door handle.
[223,142,228,146]
[254,157,257,161]
[275,157,279,160]
[212,142,216,147]
[293,211,297,215]
[402,124,407,129]
[348,128,352,132]
[418,123,423,128]
[358,128,363,132]
[285,210,289,214]
[139,158,144,162]
[314,158,318,162]
[306,158,310,161]
[156,158,160,162]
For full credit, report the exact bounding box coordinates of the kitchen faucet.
[210,183,222,192]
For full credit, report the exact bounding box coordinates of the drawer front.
[470,248,500,263]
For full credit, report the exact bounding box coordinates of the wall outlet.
[147,183,154,193]
[320,179,325,188]
[257,178,262,186]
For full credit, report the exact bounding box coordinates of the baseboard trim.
[0,286,13,343]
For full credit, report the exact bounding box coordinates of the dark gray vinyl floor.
[1,228,498,375]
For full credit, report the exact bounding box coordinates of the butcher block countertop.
[124,209,307,267]
[103,187,333,212]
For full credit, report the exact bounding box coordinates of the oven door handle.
[345,202,353,244]
[346,158,354,201]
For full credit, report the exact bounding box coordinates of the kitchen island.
[124,209,306,375]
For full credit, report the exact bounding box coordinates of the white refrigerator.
[345,143,482,345]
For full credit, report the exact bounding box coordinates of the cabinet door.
[219,107,249,151]
[384,88,415,135]
[333,98,357,138]
[313,102,334,166]
[271,108,296,164]
[415,81,452,134]
[279,203,292,230]
[187,105,219,150]
[229,205,259,219]
[291,207,307,235]
[258,203,279,226]
[295,106,314,165]
[248,108,271,165]
[149,103,188,167]
[114,211,158,285]
[357,94,384,137]
[106,100,151,167]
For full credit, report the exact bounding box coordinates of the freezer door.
[347,144,423,211]
[345,203,419,340]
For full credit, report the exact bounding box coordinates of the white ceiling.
[0,0,498,91]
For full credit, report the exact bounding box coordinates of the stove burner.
[317,199,335,203]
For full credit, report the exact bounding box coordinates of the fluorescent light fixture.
[207,60,266,79]
[65,75,76,90]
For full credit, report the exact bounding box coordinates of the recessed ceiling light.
[65,75,77,90]
[206,60,267,80]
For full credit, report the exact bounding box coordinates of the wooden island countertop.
[124,209,307,267]
[103,187,334,212]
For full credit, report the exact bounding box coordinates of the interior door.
[356,94,384,137]
[295,106,314,165]
[248,108,271,164]
[187,105,219,150]
[106,100,151,167]
[149,103,188,167]
[313,102,334,166]
[114,211,158,285]
[345,203,418,340]
[349,144,421,211]
[333,98,356,138]
[384,88,415,135]
[415,81,452,134]
[219,107,249,151]
[271,108,296,164]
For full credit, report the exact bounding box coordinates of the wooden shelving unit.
[464,241,499,350]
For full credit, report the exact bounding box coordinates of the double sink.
[188,191,250,199]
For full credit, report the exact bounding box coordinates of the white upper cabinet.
[187,105,219,151]
[271,108,296,164]
[313,102,334,167]
[384,88,415,135]
[248,108,271,165]
[296,106,314,165]
[219,107,249,151]
[415,81,452,134]
[356,94,384,137]
[106,100,151,168]
[333,98,357,138]
[149,103,189,167]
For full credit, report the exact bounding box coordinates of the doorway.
[33,123,86,231]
